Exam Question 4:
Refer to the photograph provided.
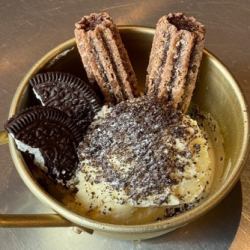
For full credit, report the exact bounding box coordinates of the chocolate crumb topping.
[78,96,200,204]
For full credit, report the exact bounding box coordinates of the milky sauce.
[62,101,225,225]
[30,103,224,225]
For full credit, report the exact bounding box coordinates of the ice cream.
[75,97,213,224]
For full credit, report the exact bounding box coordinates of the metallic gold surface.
[1,27,248,240]
[0,131,8,145]
[1,2,250,249]
[0,214,71,228]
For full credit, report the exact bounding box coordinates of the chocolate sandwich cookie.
[30,72,101,130]
[74,12,138,104]
[146,13,205,112]
[5,106,82,185]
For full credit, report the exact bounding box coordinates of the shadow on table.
[146,182,242,250]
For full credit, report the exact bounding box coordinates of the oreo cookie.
[30,72,101,130]
[5,106,82,185]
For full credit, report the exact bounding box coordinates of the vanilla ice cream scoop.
[76,97,212,223]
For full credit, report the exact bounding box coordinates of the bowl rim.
[8,26,250,234]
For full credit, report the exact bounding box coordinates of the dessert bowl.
[0,26,249,240]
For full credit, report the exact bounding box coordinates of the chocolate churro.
[146,13,205,112]
[74,12,138,104]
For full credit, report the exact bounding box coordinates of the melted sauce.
[27,107,225,225]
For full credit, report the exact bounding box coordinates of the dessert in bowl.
[2,12,249,239]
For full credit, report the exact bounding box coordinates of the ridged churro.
[75,12,138,104]
[146,13,205,112]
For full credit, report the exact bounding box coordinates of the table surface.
[0,0,250,249]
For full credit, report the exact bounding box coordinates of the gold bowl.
[0,26,249,240]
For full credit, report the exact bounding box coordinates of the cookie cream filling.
[10,133,47,172]
[75,97,213,223]
[32,89,44,105]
